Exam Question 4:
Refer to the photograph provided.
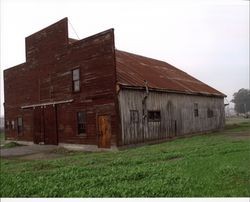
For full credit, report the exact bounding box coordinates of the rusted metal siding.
[4,18,119,147]
[118,88,225,145]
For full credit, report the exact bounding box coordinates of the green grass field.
[0,119,250,197]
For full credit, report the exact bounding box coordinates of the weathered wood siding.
[118,89,225,145]
[4,18,119,147]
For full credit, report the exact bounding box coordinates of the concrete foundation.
[3,140,118,152]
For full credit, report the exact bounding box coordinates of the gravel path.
[0,145,58,157]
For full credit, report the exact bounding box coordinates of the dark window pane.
[77,112,86,134]
[148,111,161,122]
[154,111,161,120]
[78,124,85,134]
[148,112,153,120]
[194,103,199,117]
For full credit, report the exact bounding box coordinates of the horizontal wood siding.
[118,89,225,145]
[4,19,119,146]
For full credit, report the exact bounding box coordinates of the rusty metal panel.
[115,50,226,97]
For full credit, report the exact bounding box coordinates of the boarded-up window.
[17,117,23,134]
[72,68,80,92]
[194,103,199,117]
[77,112,86,134]
[207,108,213,118]
[148,111,161,122]
[130,110,139,123]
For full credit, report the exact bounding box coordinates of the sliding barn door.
[33,105,58,145]
[43,105,58,145]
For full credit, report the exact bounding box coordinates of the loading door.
[43,105,58,145]
[33,107,44,144]
[33,105,58,145]
[98,115,111,148]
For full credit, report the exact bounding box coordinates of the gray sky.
[0,0,249,116]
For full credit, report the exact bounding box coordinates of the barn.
[3,18,226,150]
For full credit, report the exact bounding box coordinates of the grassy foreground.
[1,120,250,197]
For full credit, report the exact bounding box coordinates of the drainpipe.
[142,80,149,119]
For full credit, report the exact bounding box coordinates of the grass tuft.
[1,142,24,149]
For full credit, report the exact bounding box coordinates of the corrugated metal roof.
[115,50,226,97]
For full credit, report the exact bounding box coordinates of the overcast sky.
[0,0,249,116]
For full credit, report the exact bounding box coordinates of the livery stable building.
[3,18,226,150]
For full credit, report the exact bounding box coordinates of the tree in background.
[231,88,250,114]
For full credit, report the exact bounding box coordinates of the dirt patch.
[1,144,88,160]
[166,156,183,161]
[15,147,78,160]
[19,152,65,160]
[48,147,78,155]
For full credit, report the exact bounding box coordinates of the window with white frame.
[72,68,80,92]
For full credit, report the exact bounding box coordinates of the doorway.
[97,115,111,148]
[33,105,58,145]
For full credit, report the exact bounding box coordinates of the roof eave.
[118,83,226,98]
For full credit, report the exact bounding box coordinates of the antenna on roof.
[68,19,80,40]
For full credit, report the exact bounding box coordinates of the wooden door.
[98,115,111,148]
[43,105,58,145]
[33,107,44,144]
